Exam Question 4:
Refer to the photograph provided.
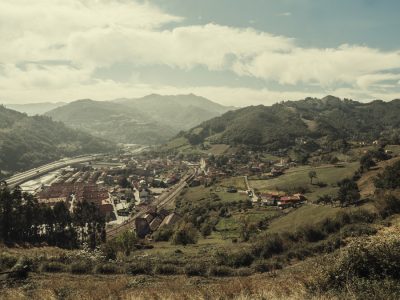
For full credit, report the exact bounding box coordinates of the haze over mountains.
[45,94,233,145]
[5,102,66,116]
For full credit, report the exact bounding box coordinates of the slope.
[0,105,113,173]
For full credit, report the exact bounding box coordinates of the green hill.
[169,96,400,152]
[0,105,113,173]
[46,94,233,145]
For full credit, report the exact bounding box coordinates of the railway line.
[106,171,195,240]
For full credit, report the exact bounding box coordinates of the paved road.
[106,171,195,240]
[5,154,104,188]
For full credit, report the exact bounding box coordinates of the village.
[15,147,309,241]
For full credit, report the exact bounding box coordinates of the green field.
[180,185,249,204]
[219,176,247,191]
[267,204,342,233]
[216,207,281,239]
[249,162,360,201]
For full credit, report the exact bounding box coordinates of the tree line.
[0,185,105,249]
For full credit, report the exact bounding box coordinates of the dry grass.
[0,270,318,300]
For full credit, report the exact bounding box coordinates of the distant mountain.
[0,105,113,173]
[168,96,400,152]
[5,102,66,115]
[46,94,233,145]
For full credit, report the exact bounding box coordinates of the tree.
[338,178,360,206]
[374,161,400,189]
[116,230,137,256]
[239,217,258,242]
[360,153,376,172]
[171,222,198,245]
[308,170,317,184]
[73,200,105,249]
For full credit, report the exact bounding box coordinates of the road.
[106,171,195,240]
[5,154,104,188]
[244,175,258,202]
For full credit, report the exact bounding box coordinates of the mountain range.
[44,94,233,145]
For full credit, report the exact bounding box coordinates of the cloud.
[278,12,292,17]
[0,0,399,105]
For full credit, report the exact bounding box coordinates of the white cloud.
[278,12,292,17]
[0,0,399,105]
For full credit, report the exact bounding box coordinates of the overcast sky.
[1,0,400,106]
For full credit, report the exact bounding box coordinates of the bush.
[375,195,400,218]
[95,263,121,274]
[171,223,198,245]
[252,234,285,258]
[235,267,254,277]
[215,249,254,268]
[154,263,180,275]
[0,253,18,271]
[312,232,400,293]
[69,261,93,274]
[101,240,118,260]
[126,261,152,275]
[7,257,32,280]
[153,226,174,242]
[299,225,326,242]
[209,266,233,277]
[184,263,207,277]
[341,223,377,238]
[40,262,66,273]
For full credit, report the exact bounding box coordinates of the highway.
[5,154,104,188]
[106,171,195,240]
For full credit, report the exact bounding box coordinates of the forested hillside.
[0,106,113,173]
[172,96,400,151]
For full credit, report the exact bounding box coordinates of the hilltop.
[0,106,113,173]
[166,96,400,154]
[5,102,66,116]
[45,94,233,145]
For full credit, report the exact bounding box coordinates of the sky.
[1,0,400,106]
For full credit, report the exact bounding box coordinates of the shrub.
[251,234,284,258]
[101,240,118,260]
[375,195,400,218]
[153,226,174,242]
[311,232,400,293]
[7,257,32,280]
[69,261,93,274]
[0,253,18,271]
[154,263,180,275]
[341,223,377,238]
[126,261,152,275]
[184,263,207,277]
[95,263,121,274]
[209,266,233,277]
[171,223,198,245]
[40,262,66,273]
[235,267,254,277]
[254,259,283,273]
[200,222,213,237]
[299,225,326,242]
[321,218,340,234]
